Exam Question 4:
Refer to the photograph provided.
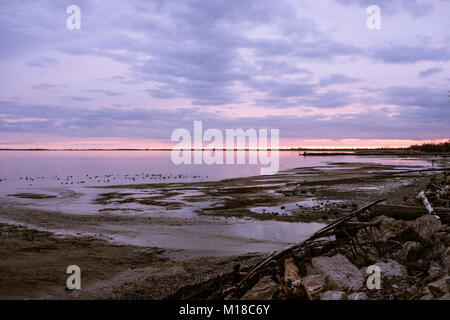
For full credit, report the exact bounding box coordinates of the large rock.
[302,274,326,298]
[319,291,346,300]
[411,215,441,242]
[241,276,278,300]
[374,259,407,278]
[357,216,410,242]
[311,254,364,291]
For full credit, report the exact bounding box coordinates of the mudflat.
[0,161,447,299]
[0,223,261,299]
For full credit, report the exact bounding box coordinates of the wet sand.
[0,223,262,299]
[0,161,448,299]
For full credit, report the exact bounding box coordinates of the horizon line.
[0,147,417,151]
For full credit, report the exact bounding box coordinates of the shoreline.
[0,161,449,299]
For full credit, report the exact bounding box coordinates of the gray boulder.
[411,215,441,242]
[374,259,407,278]
[311,254,364,291]
[241,276,278,300]
[302,274,326,298]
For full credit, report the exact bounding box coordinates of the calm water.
[0,150,442,255]
[0,150,438,193]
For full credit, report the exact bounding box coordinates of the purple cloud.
[0,0,449,145]
[419,67,444,77]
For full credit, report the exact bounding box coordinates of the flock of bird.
[0,173,206,187]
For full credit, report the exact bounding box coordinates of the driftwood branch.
[311,198,386,237]
[238,198,385,289]
[416,191,436,216]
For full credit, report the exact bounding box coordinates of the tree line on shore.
[410,140,450,153]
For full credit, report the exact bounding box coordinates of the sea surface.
[0,150,442,255]
[0,150,438,192]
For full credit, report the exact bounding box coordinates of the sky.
[0,0,449,149]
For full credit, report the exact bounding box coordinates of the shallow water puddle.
[184,219,326,244]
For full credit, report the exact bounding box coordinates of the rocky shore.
[170,173,450,300]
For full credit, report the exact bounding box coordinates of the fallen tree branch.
[238,198,385,290]
[311,198,386,238]
[238,239,311,290]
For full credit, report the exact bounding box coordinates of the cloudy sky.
[0,0,449,148]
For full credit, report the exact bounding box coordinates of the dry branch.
[311,198,386,237]
[238,198,385,289]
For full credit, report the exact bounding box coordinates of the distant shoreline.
[0,147,413,151]
[0,148,447,156]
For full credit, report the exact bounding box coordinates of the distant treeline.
[409,140,450,153]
